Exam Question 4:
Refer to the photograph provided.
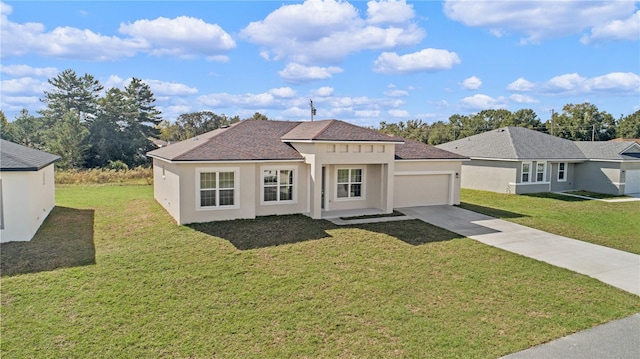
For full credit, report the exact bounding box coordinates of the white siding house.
[0,140,60,242]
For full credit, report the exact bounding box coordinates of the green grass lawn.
[460,189,640,255]
[1,185,639,358]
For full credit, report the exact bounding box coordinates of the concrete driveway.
[399,205,640,296]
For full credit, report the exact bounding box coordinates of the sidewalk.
[399,205,640,296]
[501,313,640,359]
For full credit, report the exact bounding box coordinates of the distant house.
[436,127,640,195]
[0,140,60,242]
[147,119,466,224]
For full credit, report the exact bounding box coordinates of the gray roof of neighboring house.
[147,119,464,162]
[436,127,587,161]
[0,139,60,171]
[574,141,640,161]
[395,138,468,160]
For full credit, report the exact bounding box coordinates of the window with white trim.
[337,168,363,199]
[536,161,546,182]
[521,162,531,183]
[558,162,567,182]
[197,169,237,208]
[263,168,295,203]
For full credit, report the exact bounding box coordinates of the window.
[558,162,567,182]
[263,168,294,202]
[521,162,531,183]
[337,168,363,199]
[536,162,546,182]
[197,169,237,209]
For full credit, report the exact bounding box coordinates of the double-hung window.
[558,162,567,182]
[263,168,295,203]
[521,162,531,183]
[337,168,363,199]
[536,162,546,182]
[197,169,237,209]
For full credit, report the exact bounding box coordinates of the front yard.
[1,185,639,358]
[460,189,640,255]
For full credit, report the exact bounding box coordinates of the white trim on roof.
[395,158,470,162]
[148,155,305,164]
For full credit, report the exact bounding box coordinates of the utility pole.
[309,99,316,121]
[551,109,555,136]
[592,124,595,141]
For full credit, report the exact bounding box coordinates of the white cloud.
[458,94,507,111]
[546,73,587,92]
[388,109,410,117]
[507,77,536,92]
[269,87,297,98]
[144,79,198,96]
[384,89,409,97]
[279,63,343,84]
[0,64,58,78]
[509,94,538,104]
[355,110,381,117]
[104,75,125,89]
[582,10,640,44]
[240,0,425,64]
[461,76,482,90]
[0,77,49,94]
[1,6,234,61]
[198,92,278,109]
[119,16,236,58]
[373,48,461,74]
[444,0,637,44]
[366,0,415,25]
[588,72,640,92]
[313,86,334,97]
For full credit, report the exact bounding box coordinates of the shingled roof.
[148,119,462,162]
[395,138,468,160]
[575,141,640,161]
[0,139,60,171]
[436,127,587,160]
[281,119,403,142]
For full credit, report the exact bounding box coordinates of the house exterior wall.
[290,142,396,218]
[549,162,577,192]
[460,160,516,194]
[574,161,623,195]
[153,159,182,223]
[0,164,56,243]
[393,160,462,206]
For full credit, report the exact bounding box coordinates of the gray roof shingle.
[0,139,60,171]
[575,141,640,161]
[148,119,463,162]
[436,127,587,160]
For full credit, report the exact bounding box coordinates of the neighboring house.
[574,141,640,195]
[147,119,466,224]
[0,140,60,243]
[436,127,640,195]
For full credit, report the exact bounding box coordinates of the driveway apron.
[399,205,640,296]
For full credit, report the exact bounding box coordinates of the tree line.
[1,69,161,169]
[378,104,640,145]
[1,69,638,169]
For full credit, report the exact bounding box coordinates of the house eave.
[149,156,305,165]
[394,158,470,162]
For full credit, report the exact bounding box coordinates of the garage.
[624,169,640,194]
[393,173,452,207]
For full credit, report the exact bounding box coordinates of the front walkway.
[554,191,640,203]
[399,205,640,296]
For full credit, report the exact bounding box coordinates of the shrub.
[56,167,153,185]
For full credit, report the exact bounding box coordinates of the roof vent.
[193,137,199,141]
[221,125,230,129]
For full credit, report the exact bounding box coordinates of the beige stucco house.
[0,140,60,242]
[147,119,467,224]
[436,127,640,195]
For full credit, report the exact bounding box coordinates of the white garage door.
[393,174,451,208]
[625,170,640,194]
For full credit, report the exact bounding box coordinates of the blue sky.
[1,0,639,127]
